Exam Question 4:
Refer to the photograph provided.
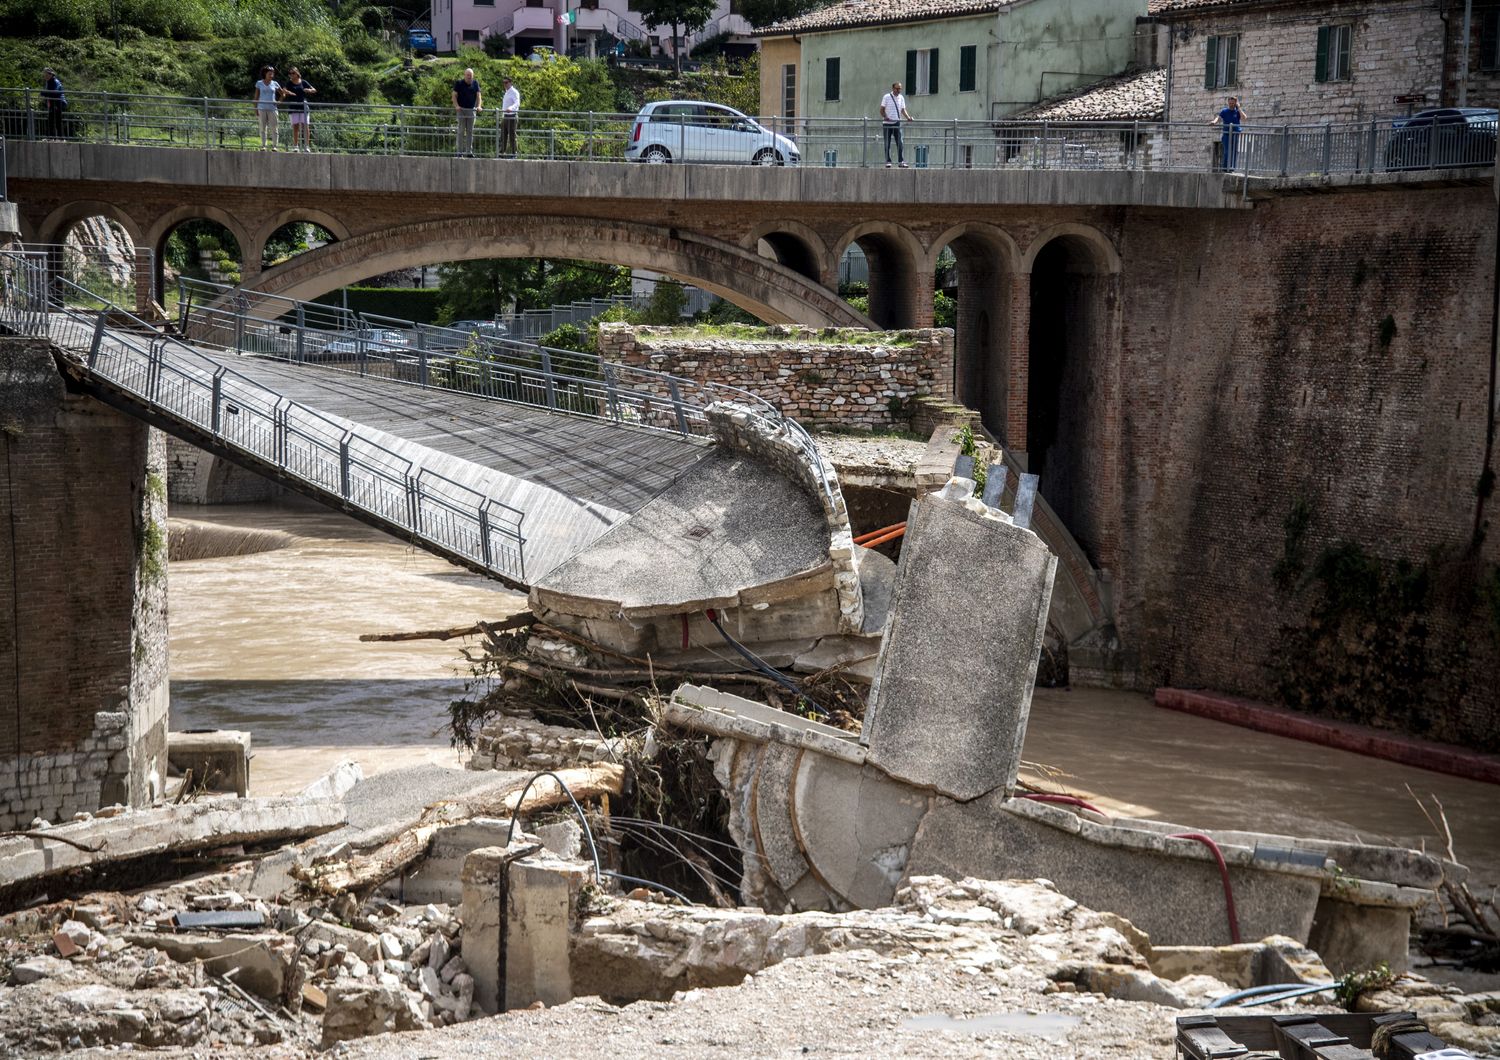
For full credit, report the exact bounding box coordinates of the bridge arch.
[1022,223,1121,568]
[928,222,1021,434]
[249,208,351,265]
[241,216,871,328]
[741,220,832,287]
[833,221,925,330]
[38,201,143,246]
[145,205,254,304]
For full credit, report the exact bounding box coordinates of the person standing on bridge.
[253,66,281,151]
[41,67,67,139]
[500,77,520,157]
[1212,95,1246,171]
[452,68,482,158]
[880,82,912,168]
[281,67,317,153]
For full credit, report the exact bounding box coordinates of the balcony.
[574,7,609,31]
[510,6,557,35]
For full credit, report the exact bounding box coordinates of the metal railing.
[168,274,838,507]
[0,249,530,583]
[3,87,1492,175]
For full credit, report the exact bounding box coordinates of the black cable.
[703,609,829,717]
[502,770,603,883]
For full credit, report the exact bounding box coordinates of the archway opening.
[261,221,337,270]
[52,216,141,310]
[1027,235,1110,563]
[756,232,820,284]
[932,231,1011,437]
[158,219,243,308]
[843,232,917,330]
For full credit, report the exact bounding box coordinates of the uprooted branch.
[1408,785,1500,969]
[292,763,625,897]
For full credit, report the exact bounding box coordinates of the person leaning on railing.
[281,68,317,154]
[453,68,482,158]
[254,66,281,151]
[41,67,67,140]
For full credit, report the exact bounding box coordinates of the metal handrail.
[169,274,839,505]
[3,86,1491,174]
[0,250,528,582]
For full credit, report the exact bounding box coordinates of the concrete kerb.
[705,402,863,634]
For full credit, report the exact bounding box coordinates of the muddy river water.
[169,499,1500,887]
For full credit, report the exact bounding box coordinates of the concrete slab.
[667,683,866,764]
[751,743,813,894]
[167,730,251,796]
[863,490,1057,800]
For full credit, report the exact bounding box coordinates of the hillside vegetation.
[2,0,757,113]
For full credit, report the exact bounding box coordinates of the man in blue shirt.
[1212,95,1246,171]
[452,69,482,157]
[42,67,67,139]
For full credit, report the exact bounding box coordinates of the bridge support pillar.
[0,337,170,828]
[1004,271,1031,464]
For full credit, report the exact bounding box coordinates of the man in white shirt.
[500,77,521,157]
[879,81,912,168]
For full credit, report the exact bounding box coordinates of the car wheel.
[753,147,783,166]
[642,145,671,164]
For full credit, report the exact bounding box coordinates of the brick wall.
[598,324,955,432]
[1161,0,1497,125]
[165,437,281,505]
[1112,184,1499,747]
[0,338,169,827]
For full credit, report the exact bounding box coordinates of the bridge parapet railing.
[172,275,838,506]
[3,87,1492,175]
[0,253,528,583]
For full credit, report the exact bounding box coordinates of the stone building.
[1151,0,1500,125]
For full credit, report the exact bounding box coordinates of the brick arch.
[741,220,833,286]
[144,204,254,304]
[241,216,872,328]
[832,220,926,329]
[1020,223,1121,275]
[927,222,1021,429]
[38,201,144,246]
[248,208,352,266]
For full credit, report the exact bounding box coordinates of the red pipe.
[1170,832,1242,944]
[859,526,907,548]
[1016,792,1106,815]
[854,521,906,545]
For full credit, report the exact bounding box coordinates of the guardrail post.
[1041,121,1050,168]
[1365,117,1377,173]
[604,364,620,422]
[1320,122,1333,175]
[274,404,287,468]
[406,474,421,532]
[667,379,688,435]
[587,111,594,158]
[202,97,210,148]
[539,349,557,408]
[861,116,868,168]
[295,304,305,360]
[418,347,428,387]
[338,432,352,499]
[478,504,493,568]
[89,312,106,367]
[177,279,189,332]
[233,299,245,353]
[1279,125,1290,177]
[211,369,224,433]
[24,88,34,141]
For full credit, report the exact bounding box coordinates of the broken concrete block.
[503,855,590,1012]
[11,954,73,984]
[863,491,1056,801]
[319,982,427,1048]
[167,730,251,796]
[301,758,364,801]
[460,846,508,1016]
[300,983,327,1011]
[124,931,294,1000]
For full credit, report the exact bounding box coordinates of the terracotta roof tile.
[1148,0,1293,15]
[759,0,1006,35]
[1011,67,1166,122]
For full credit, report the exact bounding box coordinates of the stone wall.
[1161,0,1500,126]
[165,437,281,506]
[466,714,619,773]
[598,324,954,433]
[0,338,169,828]
[1110,184,1499,747]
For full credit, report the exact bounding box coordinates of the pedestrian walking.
[880,81,912,168]
[452,68,482,157]
[1212,95,1246,171]
[254,66,281,150]
[281,67,317,153]
[500,76,520,157]
[41,67,67,139]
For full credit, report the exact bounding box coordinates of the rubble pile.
[466,713,622,774]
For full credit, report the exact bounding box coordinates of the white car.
[320,329,409,356]
[625,101,800,166]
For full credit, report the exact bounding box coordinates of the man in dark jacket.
[42,67,67,139]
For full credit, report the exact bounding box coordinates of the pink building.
[433,0,754,60]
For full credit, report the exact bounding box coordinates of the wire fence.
[4,87,1493,175]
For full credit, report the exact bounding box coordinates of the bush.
[340,30,387,66]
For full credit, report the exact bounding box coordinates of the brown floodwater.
[168,499,1500,886]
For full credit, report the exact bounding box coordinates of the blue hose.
[1209,982,1336,1009]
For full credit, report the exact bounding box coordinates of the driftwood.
[293,763,623,896]
[359,612,534,643]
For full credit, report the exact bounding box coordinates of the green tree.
[734,0,824,28]
[631,0,716,74]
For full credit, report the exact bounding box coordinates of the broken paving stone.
[189,890,246,910]
[11,955,73,985]
[379,931,404,960]
[301,983,328,1011]
[320,982,429,1049]
[53,919,95,958]
[439,955,466,983]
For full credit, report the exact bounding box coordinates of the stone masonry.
[0,338,169,828]
[598,324,954,433]
[1156,0,1500,127]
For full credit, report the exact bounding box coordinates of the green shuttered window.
[959,44,977,92]
[826,56,840,101]
[1204,34,1238,88]
[1315,24,1352,82]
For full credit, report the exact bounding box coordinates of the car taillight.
[632,121,642,142]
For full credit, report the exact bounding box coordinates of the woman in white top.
[253,67,281,151]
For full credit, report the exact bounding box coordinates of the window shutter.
[1205,35,1218,88]
[960,45,976,91]
[1315,25,1330,83]
[1484,9,1500,70]
[826,57,839,100]
[928,48,939,94]
[906,50,917,94]
[1225,35,1238,85]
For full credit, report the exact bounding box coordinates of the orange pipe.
[859,525,907,548]
[854,521,906,546]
